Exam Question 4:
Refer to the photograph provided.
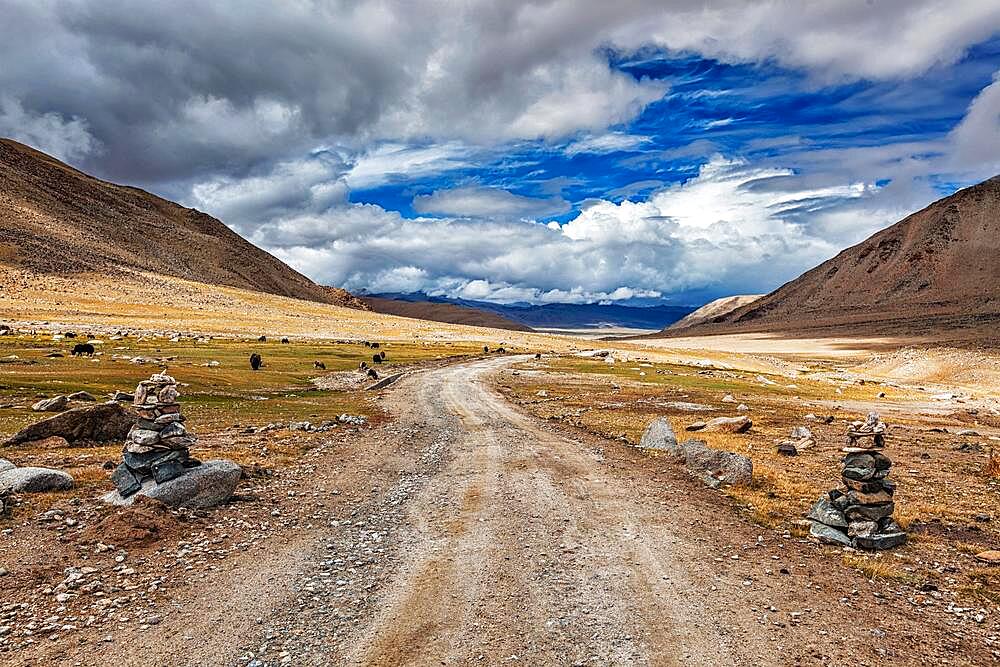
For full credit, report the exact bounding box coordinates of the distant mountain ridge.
[656,176,1000,342]
[368,293,695,330]
[0,138,350,306]
[362,296,532,331]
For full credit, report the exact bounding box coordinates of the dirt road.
[21,356,991,666]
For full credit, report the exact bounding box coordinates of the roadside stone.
[102,459,241,508]
[0,466,74,493]
[638,417,684,458]
[681,439,753,487]
[808,497,848,528]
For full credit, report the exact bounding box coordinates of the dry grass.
[984,448,1000,478]
[842,553,912,582]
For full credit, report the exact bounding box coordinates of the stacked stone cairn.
[111,372,200,497]
[806,411,907,550]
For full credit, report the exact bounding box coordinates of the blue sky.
[3,2,999,305]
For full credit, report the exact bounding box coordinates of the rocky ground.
[2,356,997,665]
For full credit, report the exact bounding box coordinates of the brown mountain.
[667,294,763,331]
[0,138,346,305]
[658,176,1000,341]
[362,297,533,332]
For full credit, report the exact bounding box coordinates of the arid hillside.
[667,294,763,331]
[660,176,1000,342]
[0,138,341,305]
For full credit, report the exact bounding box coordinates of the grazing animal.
[379,351,386,360]
[281,337,289,344]
[71,343,95,357]
[258,335,266,342]
[249,353,262,370]
[372,354,382,364]
[64,332,77,339]
[370,342,380,349]
[359,361,368,370]
[483,346,489,353]
[534,353,542,360]
[314,361,326,370]
[363,341,372,348]
[367,368,379,380]
[496,347,506,354]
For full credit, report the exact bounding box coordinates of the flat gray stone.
[32,396,69,412]
[807,497,848,528]
[101,460,241,508]
[809,521,853,546]
[0,466,74,493]
[0,458,15,473]
[638,417,684,458]
[682,439,753,487]
[4,401,136,446]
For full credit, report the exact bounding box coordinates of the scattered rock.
[67,391,97,402]
[638,417,684,458]
[4,401,137,446]
[777,442,798,456]
[682,439,753,487]
[809,521,853,546]
[701,415,752,433]
[0,466,74,493]
[975,550,1000,564]
[0,458,15,473]
[722,394,736,403]
[807,498,847,528]
[31,395,69,412]
[685,421,707,432]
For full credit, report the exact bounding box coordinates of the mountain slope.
[667,294,763,331]
[362,296,532,331]
[0,138,339,304]
[659,176,1000,339]
[369,293,694,331]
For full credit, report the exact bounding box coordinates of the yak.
[280,337,289,344]
[250,353,262,370]
[367,368,379,380]
[258,335,266,342]
[71,343,95,357]
[372,354,382,364]
[314,360,326,370]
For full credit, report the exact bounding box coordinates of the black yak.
[64,332,77,339]
[496,347,506,354]
[314,360,326,370]
[483,345,489,353]
[281,337,289,344]
[370,342,380,349]
[258,335,266,342]
[372,354,382,364]
[367,368,379,380]
[250,353,262,370]
[359,361,368,370]
[379,351,386,360]
[71,343,95,357]
[534,353,542,360]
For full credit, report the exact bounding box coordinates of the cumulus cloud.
[949,70,1000,176]
[413,186,570,219]
[0,97,98,162]
[200,155,881,303]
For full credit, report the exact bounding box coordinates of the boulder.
[4,401,136,446]
[974,550,1000,564]
[0,458,15,473]
[32,395,69,412]
[790,426,813,440]
[845,502,895,522]
[854,530,907,551]
[777,442,798,456]
[682,439,753,487]
[809,521,852,546]
[701,415,752,433]
[685,421,707,432]
[101,460,241,509]
[807,497,848,528]
[722,394,736,403]
[0,466,74,493]
[67,391,97,402]
[638,417,684,458]
[110,391,135,402]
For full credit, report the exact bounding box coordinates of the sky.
[2,1,999,306]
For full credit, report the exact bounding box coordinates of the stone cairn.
[806,412,907,550]
[111,372,200,497]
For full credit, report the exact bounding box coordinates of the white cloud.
[563,132,651,156]
[413,186,570,219]
[343,143,474,190]
[0,96,98,162]
[949,70,1000,176]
